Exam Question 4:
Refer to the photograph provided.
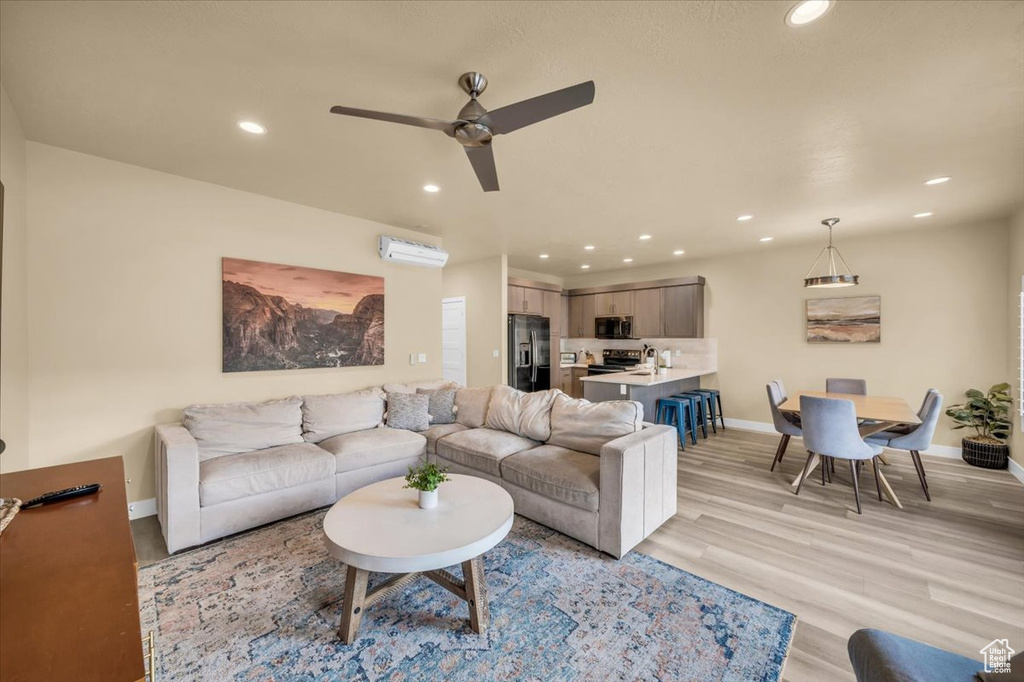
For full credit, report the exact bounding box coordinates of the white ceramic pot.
[418,489,438,510]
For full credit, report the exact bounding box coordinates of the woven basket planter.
[961,438,1009,469]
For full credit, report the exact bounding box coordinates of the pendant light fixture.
[803,217,859,288]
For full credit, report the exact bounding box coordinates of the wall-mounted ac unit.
[378,236,449,269]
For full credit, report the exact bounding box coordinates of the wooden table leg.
[790,453,820,490]
[462,556,489,634]
[339,565,369,644]
[874,468,903,510]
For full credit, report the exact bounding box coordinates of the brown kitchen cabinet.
[543,290,562,335]
[508,285,545,315]
[663,284,704,338]
[560,368,572,395]
[632,288,663,338]
[568,294,596,338]
[507,285,524,313]
[570,367,588,398]
[594,290,633,316]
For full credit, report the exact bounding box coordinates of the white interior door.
[442,297,468,386]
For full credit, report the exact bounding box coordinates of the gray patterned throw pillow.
[417,387,457,425]
[385,392,430,432]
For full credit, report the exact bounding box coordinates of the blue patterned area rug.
[139,511,795,681]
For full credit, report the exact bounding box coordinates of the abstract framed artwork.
[806,296,881,343]
[222,258,384,372]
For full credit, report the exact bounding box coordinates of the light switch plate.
[418,353,427,363]
[409,353,417,365]
[619,384,627,395]
[492,349,500,358]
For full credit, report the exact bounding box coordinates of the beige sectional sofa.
[155,381,677,558]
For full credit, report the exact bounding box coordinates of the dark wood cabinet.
[663,284,704,338]
[568,294,596,338]
[632,288,663,338]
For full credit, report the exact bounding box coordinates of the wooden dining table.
[778,391,922,509]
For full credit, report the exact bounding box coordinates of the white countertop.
[579,367,716,386]
[559,363,590,369]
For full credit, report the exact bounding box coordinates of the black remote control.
[20,483,102,509]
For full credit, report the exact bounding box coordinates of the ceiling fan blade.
[329,105,458,133]
[465,144,499,192]
[478,81,595,135]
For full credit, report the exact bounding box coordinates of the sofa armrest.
[598,424,678,559]
[154,423,201,554]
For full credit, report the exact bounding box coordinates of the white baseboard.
[128,497,157,520]
[723,418,963,460]
[1009,457,1024,485]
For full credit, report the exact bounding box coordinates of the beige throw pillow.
[454,386,493,428]
[301,388,385,443]
[547,393,644,455]
[484,385,560,442]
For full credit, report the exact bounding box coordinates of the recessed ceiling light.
[673,250,685,256]
[924,176,951,185]
[423,184,440,193]
[539,254,549,259]
[785,0,833,27]
[623,258,634,263]
[639,234,652,240]
[584,245,595,251]
[237,120,267,135]
[760,236,774,242]
[913,212,933,218]
[581,264,590,269]
[737,215,754,221]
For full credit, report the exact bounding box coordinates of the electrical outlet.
[619,384,627,395]
[418,353,427,363]
[409,353,417,365]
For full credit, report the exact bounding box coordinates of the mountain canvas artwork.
[806,296,881,343]
[222,258,384,372]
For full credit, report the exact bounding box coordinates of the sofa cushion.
[421,422,469,455]
[319,428,427,474]
[435,427,540,477]
[547,393,644,456]
[382,379,457,394]
[184,396,304,462]
[199,442,335,506]
[485,386,560,441]
[418,387,457,424]
[385,392,431,432]
[501,444,601,512]
[455,386,493,428]
[301,389,385,443]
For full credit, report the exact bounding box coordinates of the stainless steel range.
[586,349,642,376]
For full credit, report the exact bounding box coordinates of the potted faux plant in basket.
[946,383,1013,469]
[404,460,452,509]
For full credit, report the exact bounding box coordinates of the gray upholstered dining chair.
[767,380,802,471]
[866,391,943,501]
[797,395,884,514]
[826,378,867,395]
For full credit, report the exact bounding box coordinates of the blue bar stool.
[694,388,725,430]
[655,398,689,450]
[667,394,700,445]
[679,393,712,436]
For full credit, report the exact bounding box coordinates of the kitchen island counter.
[579,367,717,421]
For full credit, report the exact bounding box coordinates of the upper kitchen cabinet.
[632,288,663,338]
[594,290,633,316]
[507,285,524,313]
[663,284,705,338]
[542,290,562,335]
[568,294,596,338]
[508,284,544,315]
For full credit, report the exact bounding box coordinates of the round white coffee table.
[322,474,513,643]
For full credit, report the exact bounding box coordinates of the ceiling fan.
[330,72,595,192]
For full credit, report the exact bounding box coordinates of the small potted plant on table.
[946,383,1012,469]
[404,460,452,509]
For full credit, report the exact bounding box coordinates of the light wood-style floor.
[636,428,1024,681]
[132,428,1024,680]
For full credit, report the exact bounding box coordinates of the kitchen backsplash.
[561,337,717,370]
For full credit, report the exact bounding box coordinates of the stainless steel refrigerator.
[507,314,550,392]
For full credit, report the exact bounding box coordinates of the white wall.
[0,84,30,472]
[24,143,443,503]
[565,220,1013,449]
[442,255,507,386]
[1008,208,1024,468]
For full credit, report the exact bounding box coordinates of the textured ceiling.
[1,0,1022,274]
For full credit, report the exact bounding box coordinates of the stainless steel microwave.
[595,315,633,339]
